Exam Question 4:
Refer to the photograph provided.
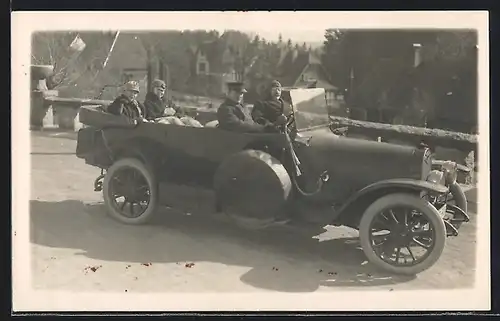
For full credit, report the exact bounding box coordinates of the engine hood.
[293,127,429,203]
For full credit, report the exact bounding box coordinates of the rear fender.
[334,178,449,227]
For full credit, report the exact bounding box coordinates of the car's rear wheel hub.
[109,167,151,218]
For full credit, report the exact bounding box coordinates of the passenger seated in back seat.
[143,79,183,125]
[107,81,149,124]
[143,79,203,128]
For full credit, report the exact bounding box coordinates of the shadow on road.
[30,199,416,292]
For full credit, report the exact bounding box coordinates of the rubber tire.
[102,158,158,225]
[213,149,292,229]
[359,193,447,275]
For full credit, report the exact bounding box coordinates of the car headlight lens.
[441,160,458,185]
[426,170,445,185]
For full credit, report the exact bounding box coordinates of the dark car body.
[76,88,469,275]
[77,109,433,214]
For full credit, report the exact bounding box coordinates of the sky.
[177,12,332,44]
[22,11,486,47]
[236,29,326,45]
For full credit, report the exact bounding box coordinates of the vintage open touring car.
[75,88,470,275]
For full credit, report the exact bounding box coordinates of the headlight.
[441,160,458,185]
[426,170,445,185]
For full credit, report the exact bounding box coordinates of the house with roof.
[186,32,253,98]
[245,45,339,107]
[186,35,339,109]
[94,32,152,101]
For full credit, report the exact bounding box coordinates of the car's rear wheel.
[102,158,158,225]
[359,193,446,275]
[213,149,292,229]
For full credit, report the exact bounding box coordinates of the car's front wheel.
[102,158,158,225]
[358,193,447,275]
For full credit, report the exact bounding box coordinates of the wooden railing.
[329,116,478,153]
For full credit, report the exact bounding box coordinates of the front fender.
[335,178,449,219]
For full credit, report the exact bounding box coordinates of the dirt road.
[29,130,477,293]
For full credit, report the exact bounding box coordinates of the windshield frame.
[283,88,332,132]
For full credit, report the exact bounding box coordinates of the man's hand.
[264,123,280,133]
[275,114,288,126]
[135,118,150,125]
[164,107,177,117]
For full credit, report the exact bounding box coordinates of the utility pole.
[165,63,170,89]
[146,45,153,92]
[159,59,171,98]
[349,67,355,100]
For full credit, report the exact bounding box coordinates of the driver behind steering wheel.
[251,80,294,133]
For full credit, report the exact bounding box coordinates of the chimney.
[413,43,422,67]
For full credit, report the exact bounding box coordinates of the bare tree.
[31,31,115,92]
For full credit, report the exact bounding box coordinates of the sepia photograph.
[12,11,490,312]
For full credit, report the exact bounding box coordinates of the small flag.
[69,34,86,52]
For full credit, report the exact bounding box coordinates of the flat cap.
[151,79,166,89]
[226,81,247,93]
[123,81,140,92]
[270,80,282,88]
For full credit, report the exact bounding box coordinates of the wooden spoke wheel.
[103,158,158,225]
[359,193,446,275]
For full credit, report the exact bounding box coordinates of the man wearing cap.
[217,82,267,133]
[143,79,183,126]
[143,78,203,127]
[107,81,147,122]
[251,80,292,131]
[143,79,185,120]
[144,79,168,119]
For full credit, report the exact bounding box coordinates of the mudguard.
[334,178,449,218]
